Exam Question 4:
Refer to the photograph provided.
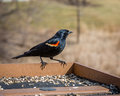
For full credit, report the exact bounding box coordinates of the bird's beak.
[68,31,72,34]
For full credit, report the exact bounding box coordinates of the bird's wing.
[28,38,60,54]
[24,38,61,56]
[45,38,60,47]
[30,44,40,50]
[29,38,60,51]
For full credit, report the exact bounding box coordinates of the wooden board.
[73,62,120,89]
[0,86,109,96]
[0,63,73,77]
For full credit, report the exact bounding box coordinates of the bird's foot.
[59,60,66,67]
[40,62,47,70]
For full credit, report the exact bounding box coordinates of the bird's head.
[55,29,72,40]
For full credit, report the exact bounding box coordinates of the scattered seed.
[0,74,119,94]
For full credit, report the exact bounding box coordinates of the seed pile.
[0,74,119,94]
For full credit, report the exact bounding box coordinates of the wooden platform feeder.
[0,62,120,96]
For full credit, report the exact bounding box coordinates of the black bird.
[12,29,72,69]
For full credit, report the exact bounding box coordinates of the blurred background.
[0,0,120,76]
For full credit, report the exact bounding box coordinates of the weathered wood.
[0,86,109,96]
[0,63,73,78]
[0,62,120,95]
[73,62,120,89]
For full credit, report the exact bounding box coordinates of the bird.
[12,29,72,69]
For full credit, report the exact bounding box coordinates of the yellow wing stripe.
[46,41,60,47]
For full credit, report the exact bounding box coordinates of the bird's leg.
[40,56,47,69]
[50,57,66,66]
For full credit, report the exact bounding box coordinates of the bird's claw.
[59,60,67,67]
[40,62,47,70]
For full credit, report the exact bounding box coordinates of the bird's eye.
[66,30,69,33]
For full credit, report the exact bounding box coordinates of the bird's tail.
[12,54,25,59]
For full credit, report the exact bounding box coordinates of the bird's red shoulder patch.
[46,41,60,47]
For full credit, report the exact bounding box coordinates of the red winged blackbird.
[12,29,72,69]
